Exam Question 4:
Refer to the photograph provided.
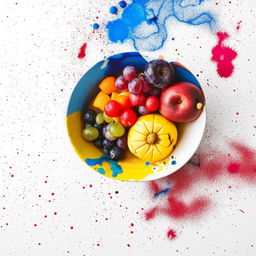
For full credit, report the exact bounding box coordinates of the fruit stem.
[147,133,157,144]
[196,102,204,110]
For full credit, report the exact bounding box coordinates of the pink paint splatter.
[145,141,256,223]
[167,229,177,240]
[77,43,87,59]
[236,21,242,30]
[211,32,237,78]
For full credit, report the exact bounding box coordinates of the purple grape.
[140,76,153,93]
[115,75,128,91]
[123,66,137,81]
[128,78,143,94]
[148,87,162,97]
[102,124,116,141]
[138,105,151,116]
[116,135,128,150]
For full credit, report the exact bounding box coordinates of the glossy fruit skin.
[104,100,122,117]
[96,113,104,124]
[115,95,132,109]
[128,78,143,94]
[83,109,97,124]
[123,66,137,81]
[140,76,153,93]
[98,76,117,95]
[93,91,111,111]
[160,82,205,122]
[110,122,125,137]
[109,146,123,161]
[128,114,178,162]
[94,123,104,130]
[138,105,151,115]
[94,139,103,148]
[120,109,137,127]
[103,139,115,149]
[144,59,175,88]
[116,135,128,150]
[129,93,146,106]
[82,127,99,141]
[145,96,159,112]
[103,112,113,123]
[104,130,117,141]
[115,75,128,91]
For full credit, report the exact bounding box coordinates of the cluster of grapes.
[82,109,127,161]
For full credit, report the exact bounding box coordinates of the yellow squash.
[128,114,178,163]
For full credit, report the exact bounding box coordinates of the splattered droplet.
[77,43,87,59]
[167,229,177,240]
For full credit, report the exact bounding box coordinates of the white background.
[0,0,256,255]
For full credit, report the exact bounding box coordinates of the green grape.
[110,122,125,137]
[85,123,92,128]
[103,112,113,123]
[82,127,99,141]
[96,113,104,124]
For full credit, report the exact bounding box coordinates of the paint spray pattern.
[145,141,256,222]
[107,0,216,51]
[211,32,237,78]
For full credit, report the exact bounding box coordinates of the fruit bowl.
[66,52,206,181]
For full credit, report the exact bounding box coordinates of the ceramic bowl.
[66,52,206,181]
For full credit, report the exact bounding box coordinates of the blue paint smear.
[106,0,216,51]
[171,160,177,165]
[98,168,105,174]
[154,186,171,198]
[145,162,151,166]
[86,155,123,177]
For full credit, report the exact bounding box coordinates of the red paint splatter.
[145,141,256,223]
[211,32,237,78]
[70,226,74,229]
[77,43,87,59]
[236,21,242,30]
[167,229,177,240]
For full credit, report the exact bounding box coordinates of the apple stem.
[196,102,204,110]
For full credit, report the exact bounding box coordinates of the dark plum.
[144,59,175,88]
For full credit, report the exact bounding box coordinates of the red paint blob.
[167,229,177,240]
[77,43,87,59]
[211,32,237,78]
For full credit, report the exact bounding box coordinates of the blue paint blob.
[145,162,151,166]
[154,186,171,198]
[171,160,177,165]
[86,155,123,177]
[106,0,216,51]
[92,23,99,29]
[110,6,118,14]
[107,19,129,43]
[98,168,105,174]
[119,1,127,8]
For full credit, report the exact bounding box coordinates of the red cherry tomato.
[145,96,159,112]
[120,109,137,127]
[104,100,122,117]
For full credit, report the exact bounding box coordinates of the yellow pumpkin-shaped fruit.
[128,114,178,163]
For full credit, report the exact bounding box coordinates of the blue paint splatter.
[93,23,99,29]
[145,162,151,166]
[110,6,118,14]
[86,155,123,177]
[154,185,172,198]
[106,0,216,51]
[119,1,127,8]
[171,160,177,165]
[98,168,105,174]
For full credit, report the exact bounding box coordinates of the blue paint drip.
[86,155,123,177]
[106,0,216,51]
[98,168,105,174]
[171,160,177,165]
[93,23,99,29]
[154,186,171,198]
[119,1,127,8]
[110,6,118,14]
[145,162,151,166]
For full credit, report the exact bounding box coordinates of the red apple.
[160,82,205,122]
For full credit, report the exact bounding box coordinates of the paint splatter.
[211,32,237,78]
[106,0,216,51]
[167,229,177,240]
[145,141,256,222]
[85,155,123,177]
[77,43,87,59]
